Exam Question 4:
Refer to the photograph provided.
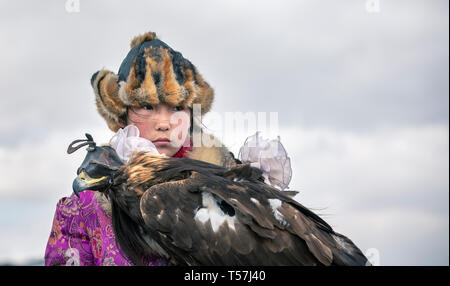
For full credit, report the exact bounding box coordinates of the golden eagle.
[68,134,369,266]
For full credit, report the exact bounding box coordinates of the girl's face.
[125,104,191,157]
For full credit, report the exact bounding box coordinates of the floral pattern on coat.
[44,190,167,266]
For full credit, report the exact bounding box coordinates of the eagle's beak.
[72,170,107,197]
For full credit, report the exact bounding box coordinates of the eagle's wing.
[139,167,367,266]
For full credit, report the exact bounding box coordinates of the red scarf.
[172,140,193,158]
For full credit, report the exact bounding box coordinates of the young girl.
[44,31,241,266]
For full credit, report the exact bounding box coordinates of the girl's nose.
[156,120,170,131]
[154,106,172,131]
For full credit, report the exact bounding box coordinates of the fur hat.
[91,31,214,132]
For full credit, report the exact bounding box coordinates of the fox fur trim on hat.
[91,31,215,132]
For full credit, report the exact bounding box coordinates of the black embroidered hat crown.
[91,31,214,132]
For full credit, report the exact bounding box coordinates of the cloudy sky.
[0,0,448,265]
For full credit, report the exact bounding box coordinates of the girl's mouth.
[152,139,171,146]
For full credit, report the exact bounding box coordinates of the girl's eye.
[143,105,154,110]
[174,106,184,111]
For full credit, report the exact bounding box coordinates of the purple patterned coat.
[44,190,168,266]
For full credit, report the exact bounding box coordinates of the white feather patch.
[194,192,236,232]
[268,198,289,226]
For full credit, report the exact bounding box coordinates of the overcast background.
[0,0,448,265]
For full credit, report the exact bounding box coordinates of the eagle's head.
[68,134,124,197]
